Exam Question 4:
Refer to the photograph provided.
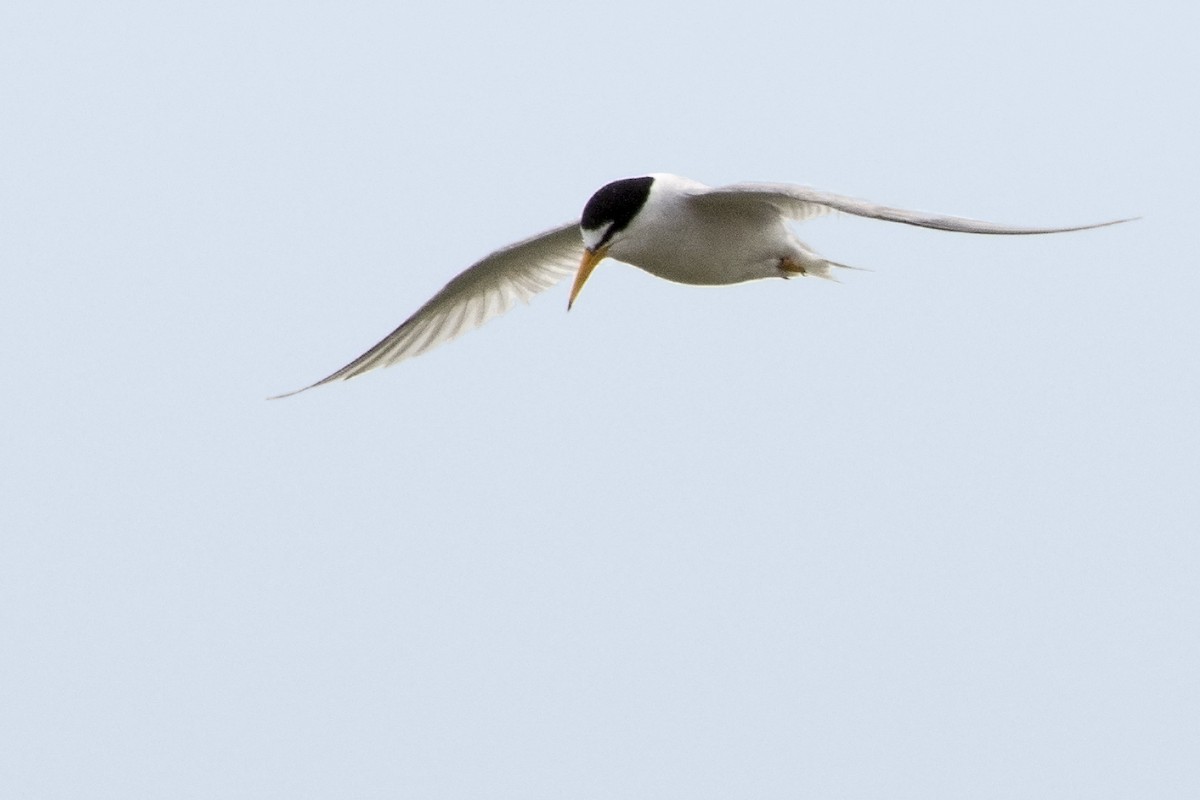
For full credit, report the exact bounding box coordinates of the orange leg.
[778,256,807,277]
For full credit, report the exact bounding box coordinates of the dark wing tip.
[267,384,314,400]
[266,378,328,400]
[267,362,366,400]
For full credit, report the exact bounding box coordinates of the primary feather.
[270,222,581,399]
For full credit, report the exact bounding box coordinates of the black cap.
[580,176,655,248]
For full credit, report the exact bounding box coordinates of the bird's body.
[272,174,1132,398]
[603,175,818,285]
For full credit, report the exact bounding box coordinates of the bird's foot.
[778,257,807,277]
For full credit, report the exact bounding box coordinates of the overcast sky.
[3,1,1197,797]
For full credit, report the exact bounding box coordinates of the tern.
[273,174,1131,397]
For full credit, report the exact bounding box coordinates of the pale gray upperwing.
[272,222,582,398]
[693,183,1135,234]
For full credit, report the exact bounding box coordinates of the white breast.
[608,179,798,285]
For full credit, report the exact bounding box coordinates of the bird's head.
[569,175,655,309]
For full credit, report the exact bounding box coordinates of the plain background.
[3,1,1196,797]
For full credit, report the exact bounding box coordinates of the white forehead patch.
[581,221,613,251]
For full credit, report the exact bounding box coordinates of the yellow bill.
[568,246,609,310]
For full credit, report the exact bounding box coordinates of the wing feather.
[272,221,582,398]
[696,182,1135,234]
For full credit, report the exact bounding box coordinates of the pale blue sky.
[3,1,1197,797]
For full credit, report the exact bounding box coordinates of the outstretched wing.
[695,182,1135,234]
[273,221,582,398]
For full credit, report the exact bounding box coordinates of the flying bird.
[273,174,1131,397]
